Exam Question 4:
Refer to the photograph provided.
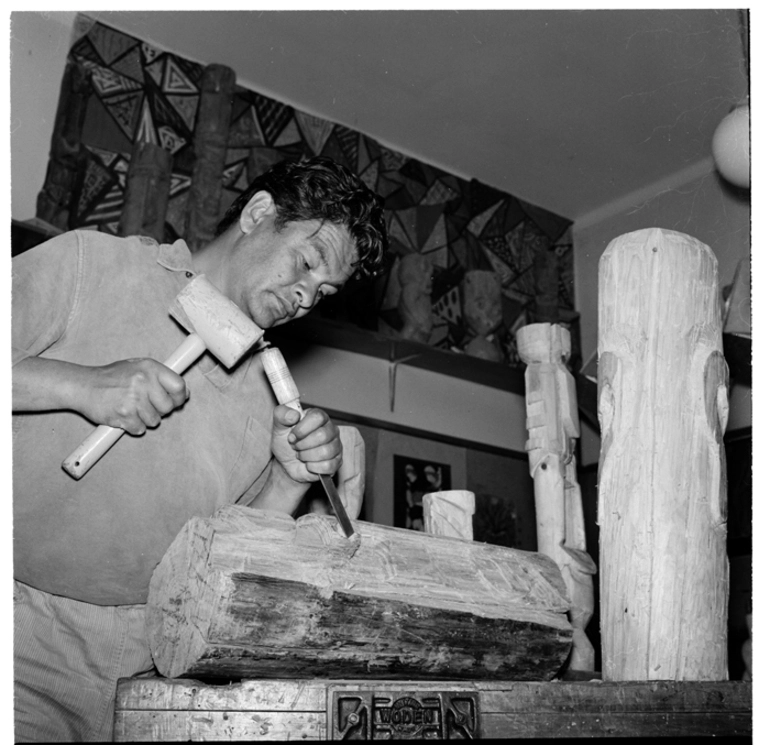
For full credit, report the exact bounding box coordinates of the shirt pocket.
[227,414,272,502]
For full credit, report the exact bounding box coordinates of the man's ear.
[239,191,276,234]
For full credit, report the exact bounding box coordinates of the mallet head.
[170,274,264,368]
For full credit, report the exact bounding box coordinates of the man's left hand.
[270,405,343,483]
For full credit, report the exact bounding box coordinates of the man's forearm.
[244,457,311,515]
[12,356,93,413]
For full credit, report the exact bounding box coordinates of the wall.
[281,343,527,454]
[10,12,78,221]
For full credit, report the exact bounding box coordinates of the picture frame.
[393,455,452,531]
[369,429,467,528]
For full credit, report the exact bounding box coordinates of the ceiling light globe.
[712,104,750,189]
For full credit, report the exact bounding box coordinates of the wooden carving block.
[146,505,572,681]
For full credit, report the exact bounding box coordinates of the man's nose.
[292,280,318,311]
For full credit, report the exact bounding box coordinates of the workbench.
[113,676,751,740]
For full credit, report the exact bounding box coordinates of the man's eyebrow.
[309,238,329,269]
[307,238,346,290]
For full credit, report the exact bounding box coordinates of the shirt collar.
[157,239,195,273]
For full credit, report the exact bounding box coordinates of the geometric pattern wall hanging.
[44,13,576,370]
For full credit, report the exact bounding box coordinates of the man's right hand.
[12,357,189,434]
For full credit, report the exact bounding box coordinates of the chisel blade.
[319,474,356,538]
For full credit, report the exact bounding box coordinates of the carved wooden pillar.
[36,60,92,230]
[598,227,729,681]
[185,64,236,251]
[118,141,172,242]
[516,322,596,672]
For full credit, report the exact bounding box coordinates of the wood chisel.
[260,345,357,539]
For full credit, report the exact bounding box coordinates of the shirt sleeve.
[12,231,82,367]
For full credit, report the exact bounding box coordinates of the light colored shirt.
[13,231,275,605]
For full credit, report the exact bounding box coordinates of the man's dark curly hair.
[216,156,388,280]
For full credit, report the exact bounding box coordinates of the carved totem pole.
[597,227,729,680]
[516,322,596,672]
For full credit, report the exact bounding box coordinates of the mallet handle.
[61,334,207,480]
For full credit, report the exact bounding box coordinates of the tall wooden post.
[185,64,236,251]
[597,227,729,681]
[516,322,596,672]
[118,141,172,242]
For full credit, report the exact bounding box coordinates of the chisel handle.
[261,346,356,538]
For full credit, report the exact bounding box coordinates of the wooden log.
[185,64,236,251]
[597,227,730,681]
[113,677,752,741]
[516,322,596,672]
[35,60,92,230]
[118,140,172,242]
[146,505,572,681]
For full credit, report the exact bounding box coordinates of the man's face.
[225,212,358,329]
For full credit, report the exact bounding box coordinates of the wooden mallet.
[62,274,264,479]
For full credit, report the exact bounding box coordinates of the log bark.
[146,505,572,681]
[597,227,730,681]
[118,141,172,242]
[35,60,92,230]
[185,64,236,251]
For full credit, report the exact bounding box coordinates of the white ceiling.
[90,9,749,222]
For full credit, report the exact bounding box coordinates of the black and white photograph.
[9,8,754,742]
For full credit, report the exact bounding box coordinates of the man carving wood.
[12,156,388,742]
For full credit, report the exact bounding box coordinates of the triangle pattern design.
[50,14,574,370]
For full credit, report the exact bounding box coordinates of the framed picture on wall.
[393,455,452,531]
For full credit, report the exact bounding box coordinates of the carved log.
[35,60,91,230]
[146,505,572,681]
[516,322,596,672]
[423,490,475,540]
[185,64,236,251]
[597,227,729,681]
[118,141,172,242]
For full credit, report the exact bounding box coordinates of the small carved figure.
[462,270,503,362]
[397,253,434,344]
